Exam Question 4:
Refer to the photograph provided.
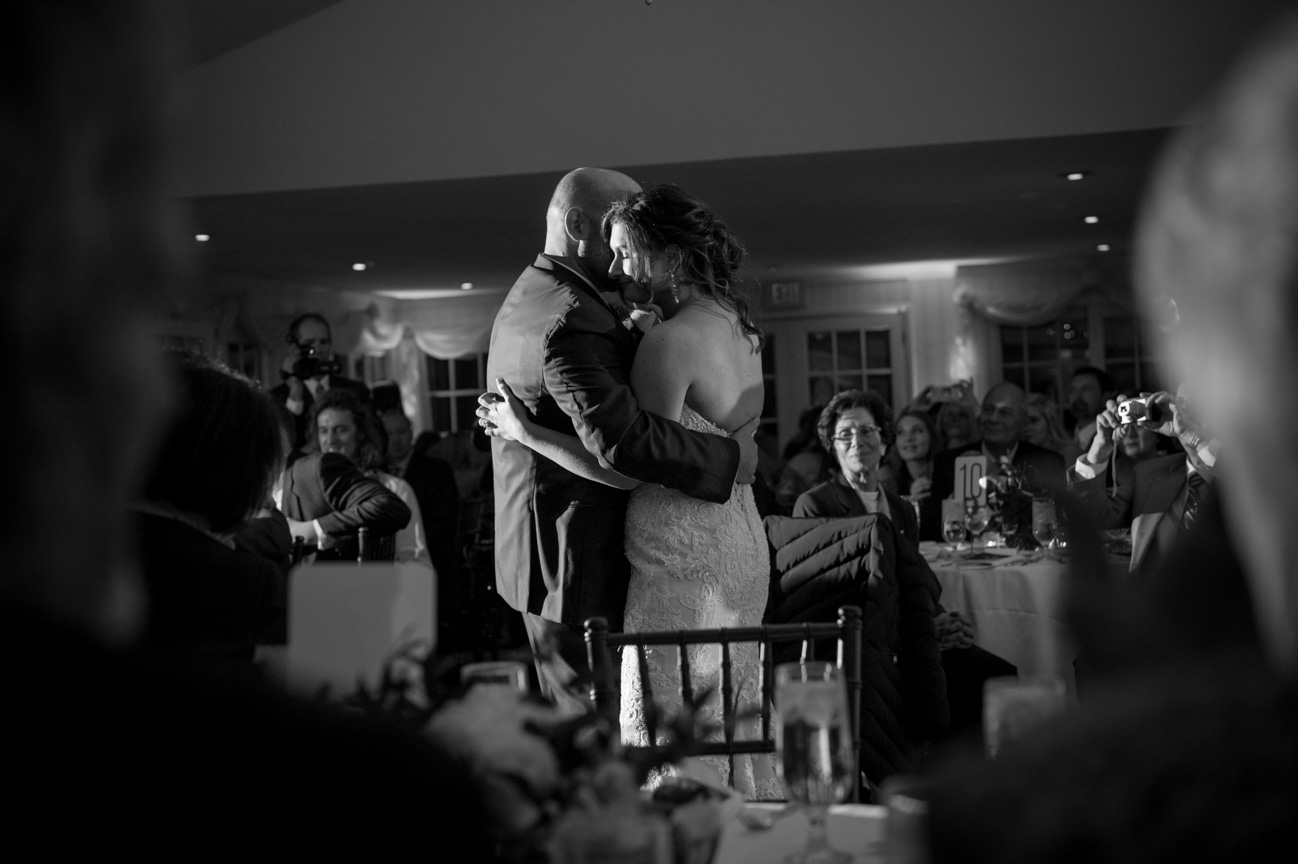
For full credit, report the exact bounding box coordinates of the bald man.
[482,168,757,709]
[928,381,1065,539]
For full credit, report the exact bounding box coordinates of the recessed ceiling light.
[194,234,210,242]
[460,282,474,290]
[1064,171,1090,181]
[1084,216,1100,224]
[352,262,368,271]
[1097,243,1111,252]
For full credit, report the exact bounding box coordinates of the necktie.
[1182,471,1205,531]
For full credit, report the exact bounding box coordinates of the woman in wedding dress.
[484,184,779,797]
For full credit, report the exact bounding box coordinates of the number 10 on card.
[954,454,988,505]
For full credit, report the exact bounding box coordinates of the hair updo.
[603,183,764,349]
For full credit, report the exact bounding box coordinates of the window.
[1000,300,1162,400]
[426,352,488,433]
[806,327,896,409]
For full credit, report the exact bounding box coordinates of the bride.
[484,184,778,797]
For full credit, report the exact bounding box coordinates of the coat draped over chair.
[764,513,949,785]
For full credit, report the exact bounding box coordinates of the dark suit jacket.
[486,253,740,627]
[270,373,371,456]
[136,511,284,668]
[400,452,460,581]
[928,440,1066,541]
[280,452,411,561]
[1070,452,1190,579]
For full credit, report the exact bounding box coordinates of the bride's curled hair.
[603,183,765,350]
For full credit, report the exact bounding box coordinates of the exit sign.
[766,281,804,309]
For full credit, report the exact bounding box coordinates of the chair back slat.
[583,605,865,802]
[678,633,693,706]
[638,644,657,745]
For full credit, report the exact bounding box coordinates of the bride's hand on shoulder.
[627,304,662,334]
[478,378,533,443]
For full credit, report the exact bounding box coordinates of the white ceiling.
[178,0,1293,296]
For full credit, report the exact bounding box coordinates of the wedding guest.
[270,312,371,455]
[135,353,286,670]
[773,404,833,513]
[881,408,941,537]
[935,399,978,451]
[1024,393,1084,466]
[310,389,430,571]
[382,407,459,581]
[2,1,489,853]
[1066,366,1115,451]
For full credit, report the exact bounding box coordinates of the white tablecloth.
[923,543,1079,699]
[716,804,887,863]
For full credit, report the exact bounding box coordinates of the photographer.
[270,313,371,456]
[1068,386,1220,581]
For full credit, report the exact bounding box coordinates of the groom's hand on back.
[731,416,759,485]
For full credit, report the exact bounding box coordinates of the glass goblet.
[775,662,854,864]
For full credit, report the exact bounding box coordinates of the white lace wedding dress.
[619,405,782,799]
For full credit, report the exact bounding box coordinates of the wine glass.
[775,662,854,864]
[941,516,966,550]
[1031,497,1058,551]
[965,502,990,544]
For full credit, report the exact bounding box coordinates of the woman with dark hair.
[483,183,775,795]
[136,354,287,671]
[302,388,431,572]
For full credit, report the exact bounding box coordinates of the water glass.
[775,662,854,863]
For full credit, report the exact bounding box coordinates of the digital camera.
[1116,395,1163,425]
[287,343,342,380]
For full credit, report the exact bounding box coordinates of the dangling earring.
[669,271,679,304]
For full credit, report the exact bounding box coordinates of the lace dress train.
[619,406,782,799]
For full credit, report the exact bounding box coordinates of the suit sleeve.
[1067,459,1134,531]
[543,302,739,504]
[314,453,412,538]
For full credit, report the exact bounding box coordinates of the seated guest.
[880,408,941,538]
[2,2,489,851]
[1068,386,1219,581]
[136,354,286,671]
[382,407,459,581]
[1024,393,1084,466]
[1066,366,1116,451]
[773,404,833,514]
[935,398,979,452]
[929,382,1066,540]
[310,389,429,571]
[791,389,1015,752]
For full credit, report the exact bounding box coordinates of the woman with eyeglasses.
[778,389,952,787]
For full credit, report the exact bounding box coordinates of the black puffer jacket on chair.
[764,513,949,787]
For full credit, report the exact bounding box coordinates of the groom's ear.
[564,207,591,242]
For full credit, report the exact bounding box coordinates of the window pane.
[1027,365,1059,400]
[427,357,450,391]
[839,374,863,393]
[1108,363,1136,395]
[1139,361,1162,394]
[761,333,776,375]
[1001,328,1024,364]
[809,376,835,406]
[763,378,777,418]
[454,357,480,390]
[867,375,892,408]
[1025,324,1055,362]
[1060,307,1089,351]
[1103,316,1136,358]
[865,331,890,369]
[430,396,451,432]
[455,394,480,432]
[836,331,862,372]
[807,332,833,373]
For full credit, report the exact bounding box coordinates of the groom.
[482,167,758,710]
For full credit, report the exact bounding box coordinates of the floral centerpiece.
[346,647,739,864]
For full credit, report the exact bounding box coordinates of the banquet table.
[716,804,889,863]
[920,541,1080,699]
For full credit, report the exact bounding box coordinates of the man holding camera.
[271,313,371,457]
[1068,386,1221,580]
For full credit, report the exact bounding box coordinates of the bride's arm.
[480,378,639,490]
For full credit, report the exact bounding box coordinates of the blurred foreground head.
[0,1,183,642]
[1138,12,1298,672]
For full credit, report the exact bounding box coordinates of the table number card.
[954,454,989,505]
